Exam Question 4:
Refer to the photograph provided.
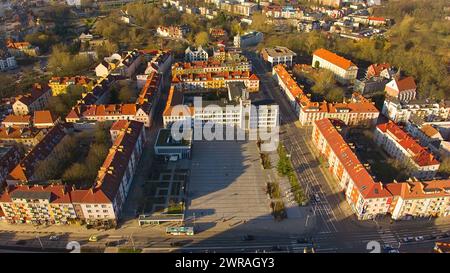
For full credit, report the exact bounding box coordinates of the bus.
[166,226,194,236]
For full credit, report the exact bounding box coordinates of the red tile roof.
[367,63,390,78]
[7,124,66,182]
[314,119,450,201]
[377,121,439,167]
[33,110,58,125]
[314,118,382,198]
[93,120,144,201]
[2,114,32,124]
[313,48,356,70]
[392,76,416,92]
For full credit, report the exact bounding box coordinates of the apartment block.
[261,46,297,67]
[272,64,379,126]
[0,120,146,226]
[312,48,358,84]
[171,70,259,92]
[375,121,440,180]
[12,84,52,115]
[312,118,450,220]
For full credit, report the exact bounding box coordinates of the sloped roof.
[313,48,356,70]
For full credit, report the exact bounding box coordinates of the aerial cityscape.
[0,0,449,259]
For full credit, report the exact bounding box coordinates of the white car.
[49,235,60,241]
[414,236,424,241]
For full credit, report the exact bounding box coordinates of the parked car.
[88,235,98,242]
[415,236,424,241]
[49,235,60,241]
[402,237,414,243]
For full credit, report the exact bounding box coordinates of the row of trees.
[47,45,94,77]
[293,67,344,102]
[62,123,111,188]
[33,122,112,188]
[47,85,86,117]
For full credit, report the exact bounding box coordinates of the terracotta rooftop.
[33,110,58,125]
[314,118,450,201]
[313,48,356,70]
[2,114,32,125]
[7,124,66,182]
[377,121,439,167]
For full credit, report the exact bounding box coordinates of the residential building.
[6,40,39,57]
[261,46,297,67]
[0,126,46,148]
[33,110,59,129]
[312,48,358,84]
[209,28,227,40]
[354,63,397,96]
[185,46,208,62]
[12,84,51,115]
[1,114,32,128]
[272,65,379,126]
[171,70,259,92]
[0,146,21,186]
[234,31,264,48]
[219,1,258,16]
[6,124,66,184]
[312,118,450,220]
[95,50,142,78]
[0,53,17,71]
[154,128,193,160]
[163,84,279,130]
[313,0,341,8]
[382,98,449,123]
[48,76,95,96]
[156,25,189,39]
[375,121,440,180]
[385,76,417,102]
[0,120,146,226]
[66,72,161,128]
[172,58,251,76]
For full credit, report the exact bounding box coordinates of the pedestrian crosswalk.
[377,228,399,247]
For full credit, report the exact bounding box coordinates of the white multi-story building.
[382,98,449,123]
[312,48,358,84]
[261,46,297,67]
[185,46,208,62]
[163,85,279,131]
[385,76,417,102]
[234,31,264,48]
[0,55,17,71]
[375,121,440,180]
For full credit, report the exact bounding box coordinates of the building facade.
[312,48,358,84]
[312,118,450,221]
[375,121,440,180]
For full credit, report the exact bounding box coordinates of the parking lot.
[185,140,272,222]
